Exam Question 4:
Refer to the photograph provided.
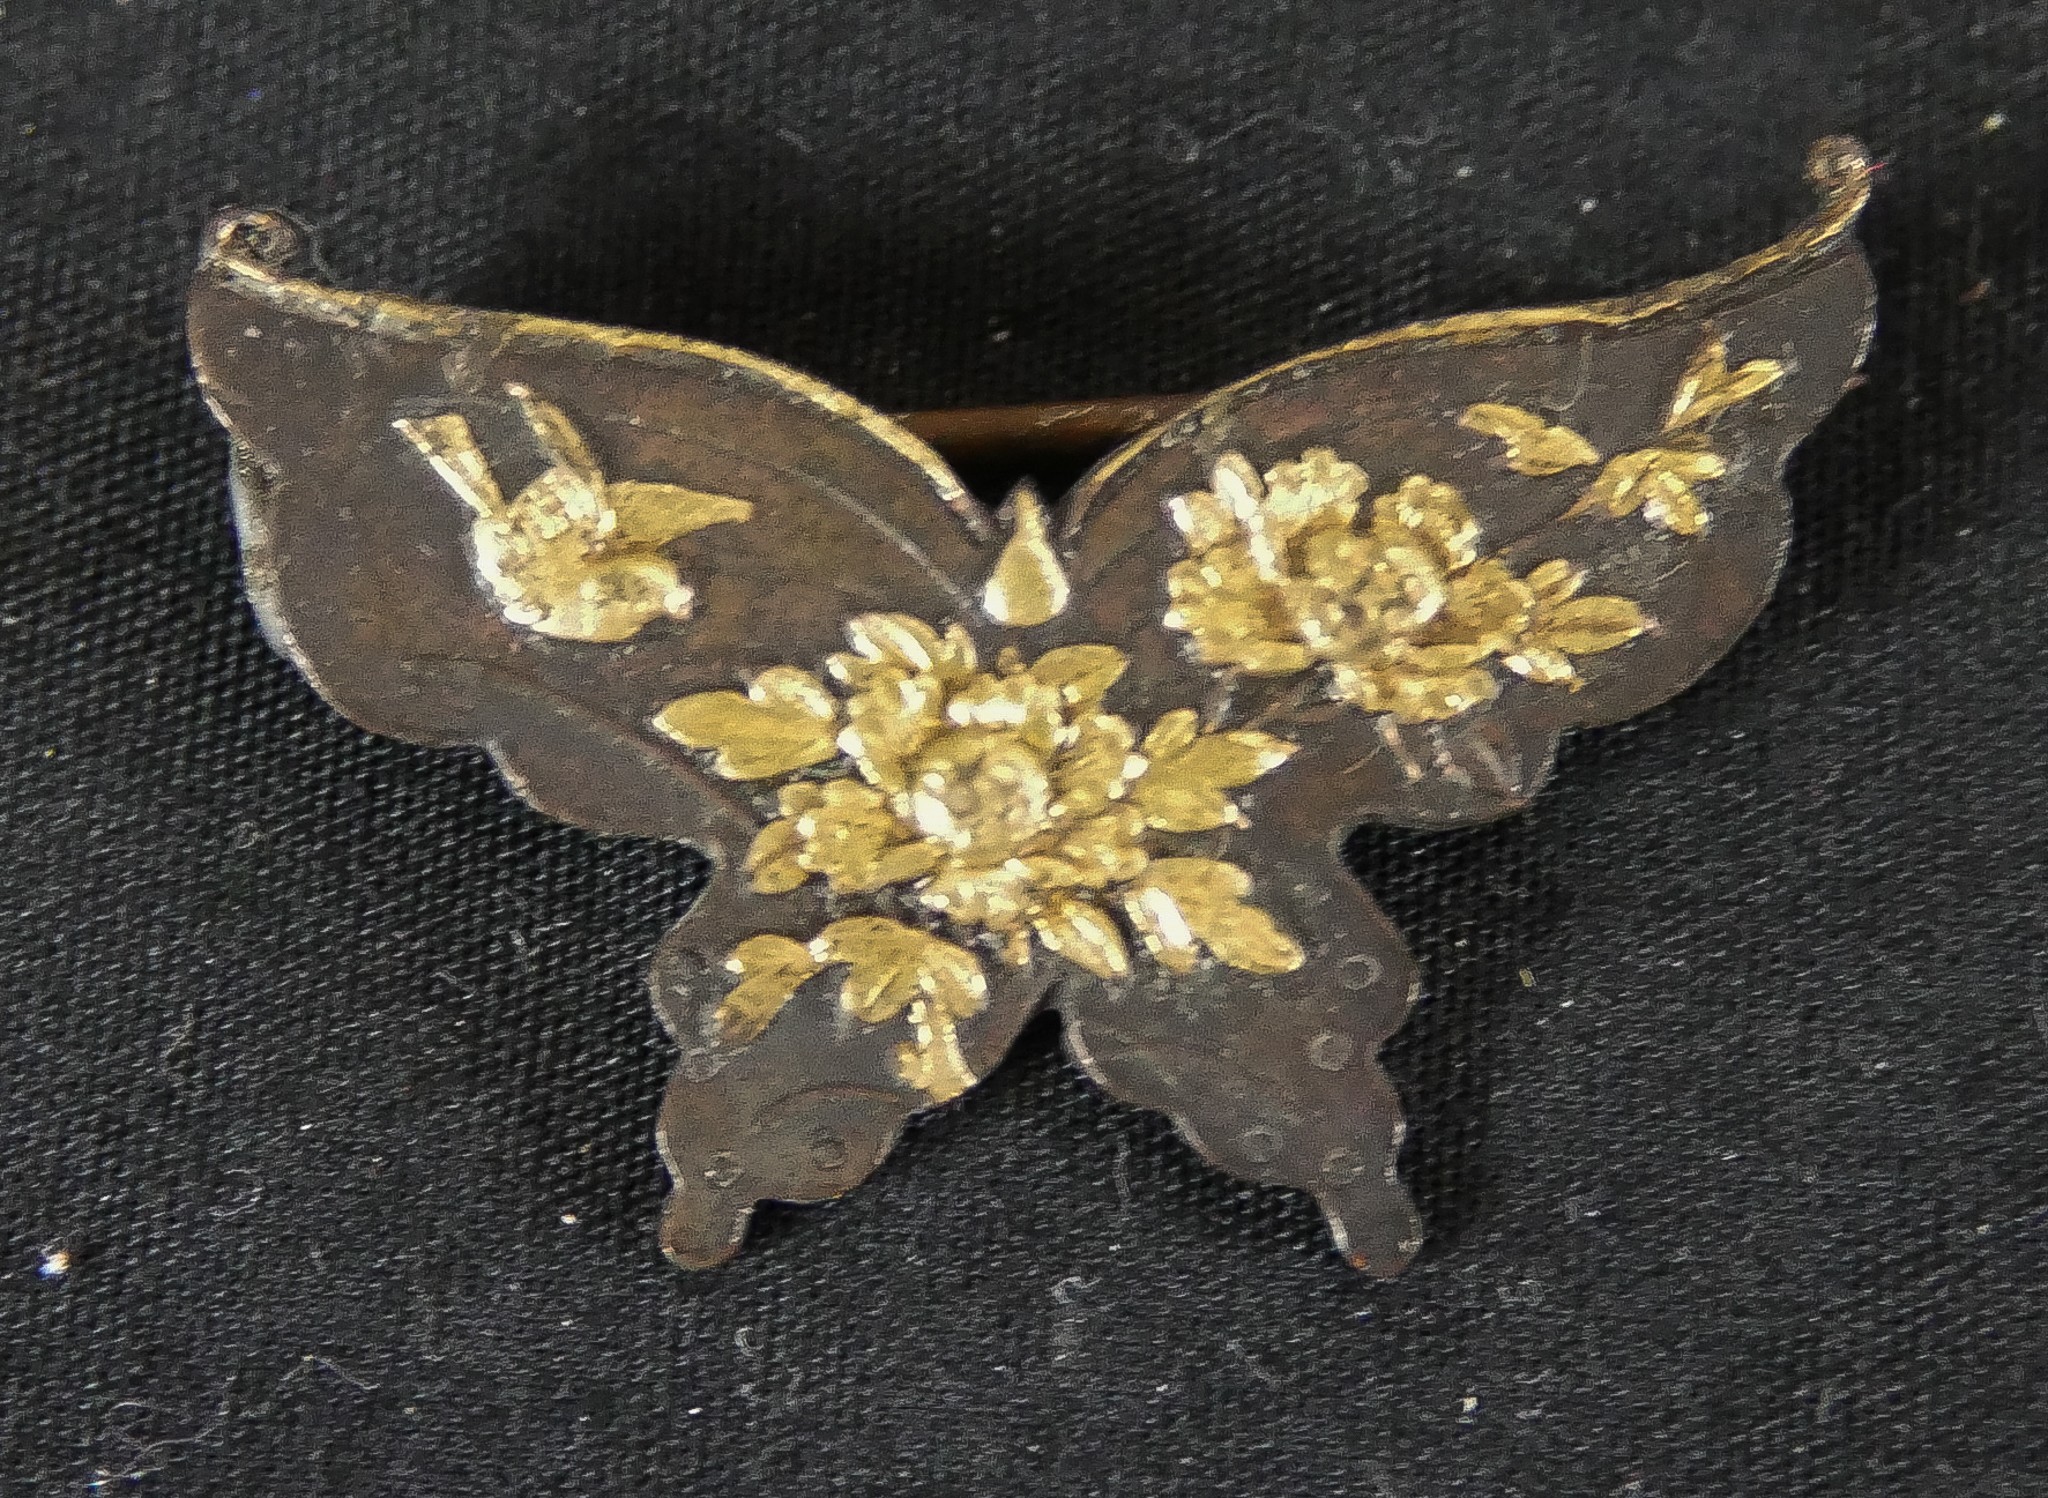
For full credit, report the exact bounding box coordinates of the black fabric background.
[3,2,2045,1493]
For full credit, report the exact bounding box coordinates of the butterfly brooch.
[188,138,1874,1273]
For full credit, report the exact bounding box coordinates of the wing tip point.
[1325,1189,1426,1278]
[658,1188,753,1271]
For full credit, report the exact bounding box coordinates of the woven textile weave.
[2,3,2043,1493]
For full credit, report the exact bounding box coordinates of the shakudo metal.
[187,139,1875,1272]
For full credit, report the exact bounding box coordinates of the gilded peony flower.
[653,613,1306,1097]
[1164,448,1651,723]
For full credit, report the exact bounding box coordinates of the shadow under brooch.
[187,138,1875,1272]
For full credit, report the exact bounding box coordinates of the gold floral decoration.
[1462,334,1787,537]
[1456,404,1601,476]
[396,383,755,642]
[1163,448,1650,725]
[653,613,1303,1099]
[719,921,989,1101]
[625,335,1787,1100]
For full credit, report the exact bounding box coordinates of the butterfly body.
[189,141,1874,1273]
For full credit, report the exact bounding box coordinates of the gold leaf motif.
[743,816,811,894]
[653,666,842,779]
[1552,333,1786,538]
[1497,560,1581,683]
[1569,444,1726,535]
[1138,706,1199,758]
[980,485,1072,627]
[1641,482,1711,537]
[1458,403,1601,476]
[1531,595,1650,656]
[716,934,821,1044]
[1125,858,1304,975]
[1524,558,1581,598]
[811,917,988,1102]
[894,999,979,1102]
[1495,560,1651,684]
[1048,713,1143,819]
[1026,644,1128,709]
[1063,805,1151,880]
[1030,894,1132,980]
[810,917,958,1020]
[713,919,990,1101]
[394,384,754,643]
[1130,710,1297,832]
[1664,335,1786,431]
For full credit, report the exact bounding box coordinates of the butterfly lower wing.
[646,869,1047,1267]
[189,212,1046,1257]
[1039,140,1875,1266]
[1059,814,1425,1273]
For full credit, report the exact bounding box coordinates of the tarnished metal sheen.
[188,139,1875,1273]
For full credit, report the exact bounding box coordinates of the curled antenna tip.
[203,208,305,270]
[1805,136,1873,199]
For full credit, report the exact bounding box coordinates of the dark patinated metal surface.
[186,139,1875,1274]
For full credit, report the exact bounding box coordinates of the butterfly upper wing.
[188,211,1044,1263]
[1046,140,1875,1271]
[190,212,994,848]
[1065,141,1875,826]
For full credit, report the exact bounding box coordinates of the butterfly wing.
[1047,140,1876,1271]
[188,211,1043,1264]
